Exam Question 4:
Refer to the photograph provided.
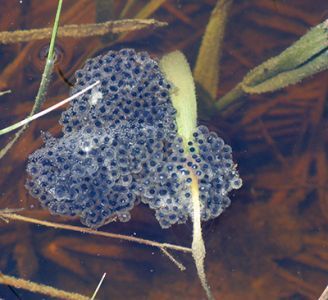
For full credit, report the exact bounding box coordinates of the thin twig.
[0,272,89,300]
[160,248,186,271]
[0,81,100,136]
[318,285,328,300]
[0,19,167,44]
[90,272,107,300]
[0,89,11,97]
[0,208,24,223]
[0,212,192,253]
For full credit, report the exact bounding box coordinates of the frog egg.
[26,48,242,230]
[117,213,131,222]
[60,49,177,136]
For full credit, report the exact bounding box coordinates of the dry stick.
[0,208,24,223]
[0,212,192,254]
[0,81,100,135]
[0,272,89,300]
[0,19,167,44]
[0,89,11,97]
[318,285,328,300]
[160,248,186,271]
[90,272,107,300]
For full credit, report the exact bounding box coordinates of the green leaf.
[216,18,328,112]
[160,51,197,149]
[0,0,63,160]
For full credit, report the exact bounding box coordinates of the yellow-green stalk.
[160,51,214,300]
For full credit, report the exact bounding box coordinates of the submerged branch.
[0,211,192,254]
[0,19,167,44]
[0,272,89,300]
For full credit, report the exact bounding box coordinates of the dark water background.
[0,1,327,299]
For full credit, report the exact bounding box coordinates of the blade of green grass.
[0,0,63,160]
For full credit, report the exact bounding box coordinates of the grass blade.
[0,0,63,160]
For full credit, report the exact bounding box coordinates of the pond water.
[0,1,327,299]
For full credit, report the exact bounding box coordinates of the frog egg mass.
[25,49,242,229]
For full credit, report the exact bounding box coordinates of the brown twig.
[0,272,89,300]
[160,248,186,271]
[0,211,192,254]
[0,19,167,44]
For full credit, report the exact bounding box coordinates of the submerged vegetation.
[0,0,328,299]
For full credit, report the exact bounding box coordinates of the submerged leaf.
[160,51,197,148]
[216,18,328,111]
[160,51,214,300]
[194,0,233,101]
